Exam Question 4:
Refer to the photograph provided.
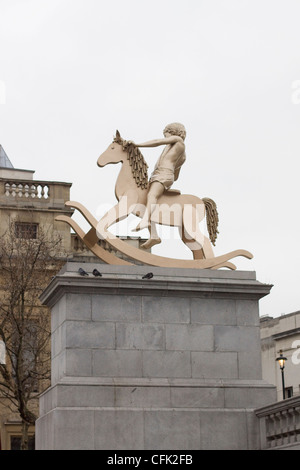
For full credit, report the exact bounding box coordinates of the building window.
[285,386,293,398]
[10,435,35,450]
[15,223,38,239]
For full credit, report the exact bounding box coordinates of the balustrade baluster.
[31,184,37,198]
[280,411,285,446]
[282,410,289,446]
[266,413,275,448]
[3,180,53,199]
[274,413,281,447]
[5,182,10,196]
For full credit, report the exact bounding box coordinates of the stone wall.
[36,263,276,450]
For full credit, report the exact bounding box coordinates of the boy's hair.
[164,122,186,141]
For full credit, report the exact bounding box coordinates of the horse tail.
[202,198,219,246]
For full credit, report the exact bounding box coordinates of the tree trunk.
[21,420,29,450]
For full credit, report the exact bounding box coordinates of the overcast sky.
[0,0,299,318]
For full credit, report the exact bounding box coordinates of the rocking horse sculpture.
[56,128,253,270]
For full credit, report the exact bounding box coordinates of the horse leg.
[97,192,138,239]
[179,222,204,259]
[181,204,215,259]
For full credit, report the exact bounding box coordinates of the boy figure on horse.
[130,122,186,249]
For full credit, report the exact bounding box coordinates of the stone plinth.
[35,263,276,450]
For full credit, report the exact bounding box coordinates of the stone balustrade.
[256,395,300,449]
[0,178,72,209]
[4,181,49,199]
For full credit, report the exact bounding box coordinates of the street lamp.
[276,349,287,400]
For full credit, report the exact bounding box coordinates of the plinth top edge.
[59,261,257,280]
[40,261,273,308]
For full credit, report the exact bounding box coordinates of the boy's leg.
[133,182,164,232]
[141,221,161,249]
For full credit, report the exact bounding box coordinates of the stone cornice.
[40,262,272,307]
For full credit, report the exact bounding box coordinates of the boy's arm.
[129,136,183,148]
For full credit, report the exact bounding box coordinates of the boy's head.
[164,122,186,141]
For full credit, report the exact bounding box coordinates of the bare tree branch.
[0,216,65,449]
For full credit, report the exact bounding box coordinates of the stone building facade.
[260,310,300,401]
[0,146,73,449]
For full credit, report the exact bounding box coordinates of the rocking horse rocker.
[56,129,252,270]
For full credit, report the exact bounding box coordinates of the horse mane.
[114,131,148,189]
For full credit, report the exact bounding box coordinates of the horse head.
[97,130,124,167]
[97,130,149,190]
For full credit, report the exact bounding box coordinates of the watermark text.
[292,340,300,365]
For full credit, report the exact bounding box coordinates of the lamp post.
[276,349,287,400]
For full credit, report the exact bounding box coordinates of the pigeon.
[78,267,89,276]
[142,272,153,280]
[93,268,102,277]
